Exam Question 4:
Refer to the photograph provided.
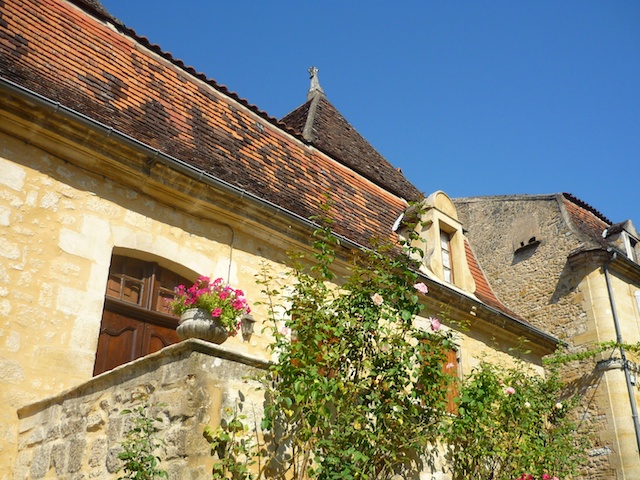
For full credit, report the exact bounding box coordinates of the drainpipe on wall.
[603,249,640,456]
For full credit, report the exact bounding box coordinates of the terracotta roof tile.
[464,240,525,321]
[0,0,518,323]
[282,95,422,201]
[561,193,610,248]
[0,0,410,247]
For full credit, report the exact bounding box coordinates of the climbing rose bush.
[442,359,585,480]
[255,206,457,480]
[205,200,588,480]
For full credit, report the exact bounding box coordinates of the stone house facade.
[455,193,640,479]
[0,0,559,477]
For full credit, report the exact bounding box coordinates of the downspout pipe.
[603,249,640,456]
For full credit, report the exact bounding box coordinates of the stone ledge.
[17,339,271,418]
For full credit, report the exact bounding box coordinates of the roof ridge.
[68,0,307,146]
[303,93,322,142]
[562,192,612,225]
[455,193,558,203]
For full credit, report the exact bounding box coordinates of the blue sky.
[100,1,639,224]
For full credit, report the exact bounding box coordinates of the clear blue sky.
[100,1,639,224]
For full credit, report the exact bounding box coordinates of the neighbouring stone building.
[0,0,562,478]
[455,193,640,479]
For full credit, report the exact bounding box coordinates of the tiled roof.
[281,93,422,201]
[464,240,524,320]
[561,193,610,248]
[0,0,411,247]
[0,0,522,325]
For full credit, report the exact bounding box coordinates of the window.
[396,191,476,293]
[622,231,638,262]
[440,230,453,284]
[94,255,192,375]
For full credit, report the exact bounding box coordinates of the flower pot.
[177,308,229,344]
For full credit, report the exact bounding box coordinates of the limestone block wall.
[13,340,268,479]
[0,131,286,475]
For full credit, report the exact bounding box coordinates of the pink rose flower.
[504,386,516,395]
[413,282,428,294]
[371,293,384,306]
[429,317,441,332]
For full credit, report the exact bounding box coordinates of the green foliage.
[117,397,168,480]
[207,198,589,480]
[544,340,640,365]
[255,201,457,480]
[204,396,257,480]
[442,361,585,480]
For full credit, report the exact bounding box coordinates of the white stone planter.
[177,308,229,344]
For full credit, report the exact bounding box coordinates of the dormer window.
[602,221,639,264]
[440,230,453,283]
[397,191,476,293]
[622,231,638,262]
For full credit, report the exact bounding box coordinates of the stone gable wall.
[454,196,640,478]
[455,196,587,341]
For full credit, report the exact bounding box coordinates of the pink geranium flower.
[169,275,251,336]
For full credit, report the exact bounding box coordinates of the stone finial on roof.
[307,66,325,100]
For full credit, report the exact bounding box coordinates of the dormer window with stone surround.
[396,191,476,294]
[603,220,640,263]
[440,230,454,283]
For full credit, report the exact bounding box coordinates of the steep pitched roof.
[0,0,412,248]
[281,71,422,202]
[0,0,547,339]
[464,240,523,319]
[560,193,611,248]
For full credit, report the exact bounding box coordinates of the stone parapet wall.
[13,340,268,479]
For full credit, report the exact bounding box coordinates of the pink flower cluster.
[428,316,441,332]
[170,276,250,334]
[413,282,428,294]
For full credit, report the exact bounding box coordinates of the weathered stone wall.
[13,340,268,479]
[455,195,586,341]
[455,195,640,479]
